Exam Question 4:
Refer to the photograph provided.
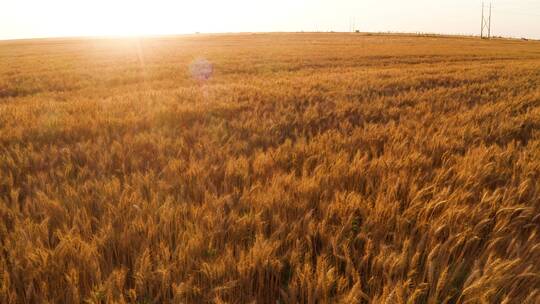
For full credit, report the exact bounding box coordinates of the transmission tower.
[481,2,492,39]
[349,16,357,32]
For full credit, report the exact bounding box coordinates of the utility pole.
[488,3,492,38]
[481,2,484,38]
[349,16,357,32]
[480,2,492,39]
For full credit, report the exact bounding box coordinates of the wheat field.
[1,33,540,303]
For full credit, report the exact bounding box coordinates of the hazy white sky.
[1,0,539,40]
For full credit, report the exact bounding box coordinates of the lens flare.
[189,58,213,81]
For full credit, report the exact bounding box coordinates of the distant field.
[1,33,539,303]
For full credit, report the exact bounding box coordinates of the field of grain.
[1,33,540,303]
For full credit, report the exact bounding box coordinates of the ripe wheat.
[0,33,539,303]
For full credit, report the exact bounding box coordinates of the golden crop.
[0,33,539,303]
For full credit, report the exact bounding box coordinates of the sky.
[1,0,539,40]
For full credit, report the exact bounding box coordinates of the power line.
[479,1,540,38]
[491,8,540,17]
[489,1,540,16]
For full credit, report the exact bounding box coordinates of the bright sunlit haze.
[1,0,539,40]
[2,0,540,301]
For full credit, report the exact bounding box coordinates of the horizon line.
[0,30,538,43]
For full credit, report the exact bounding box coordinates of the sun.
[76,1,196,37]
